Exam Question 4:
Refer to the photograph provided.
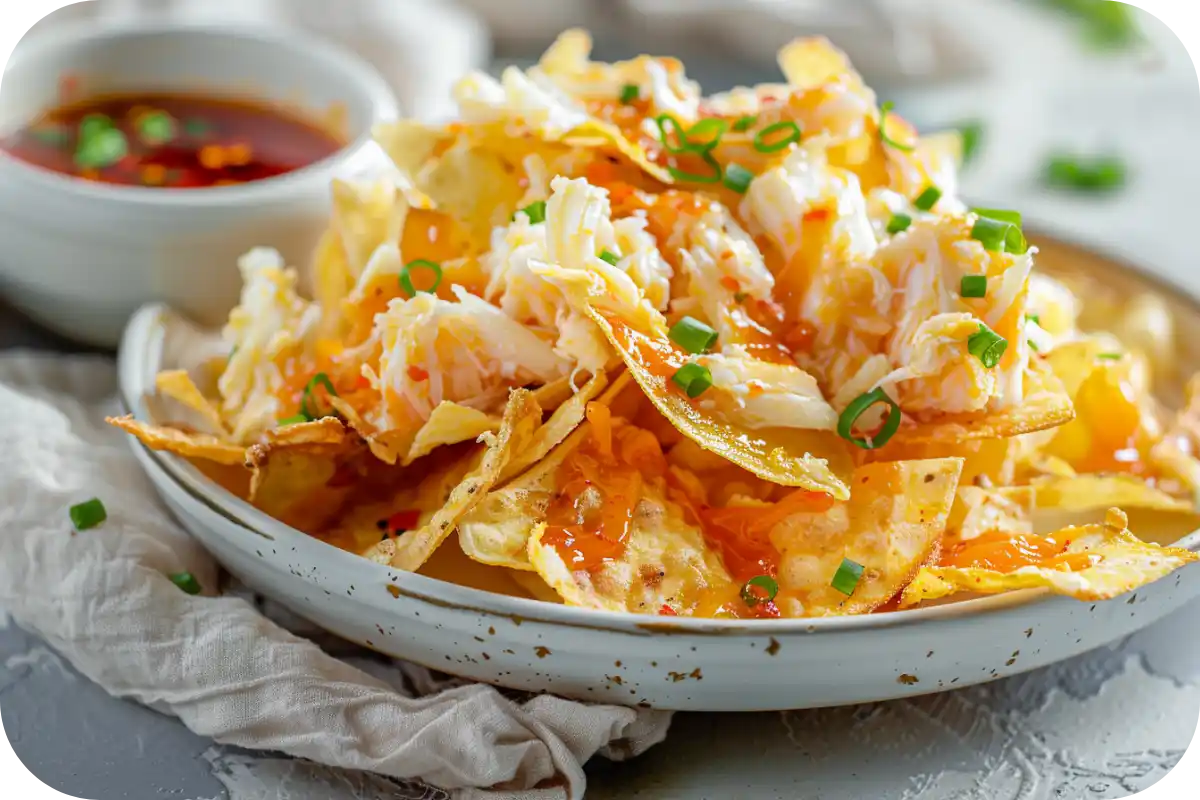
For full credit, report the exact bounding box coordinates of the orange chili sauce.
[3,92,343,188]
[541,405,667,570]
[940,531,1101,573]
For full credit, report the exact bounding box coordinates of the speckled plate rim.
[117,228,1200,638]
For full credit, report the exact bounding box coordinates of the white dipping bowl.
[0,23,398,347]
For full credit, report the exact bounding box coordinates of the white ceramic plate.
[116,234,1200,712]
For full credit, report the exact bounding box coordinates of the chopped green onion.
[667,151,723,184]
[79,113,114,140]
[887,214,913,235]
[619,83,640,104]
[1044,154,1126,193]
[973,208,1022,227]
[300,373,339,420]
[914,185,942,211]
[1026,313,1041,325]
[960,275,988,298]
[837,387,902,450]
[879,102,914,152]
[69,498,107,531]
[753,121,801,153]
[653,114,692,155]
[669,316,719,354]
[732,115,757,132]
[277,415,308,426]
[967,324,1008,369]
[1028,339,1040,353]
[831,558,865,596]
[722,162,754,193]
[1098,352,1122,361]
[685,118,728,153]
[515,200,547,224]
[971,214,1027,255]
[672,362,713,399]
[740,575,779,606]
[400,259,443,297]
[169,572,202,595]
[599,250,621,266]
[74,128,127,169]
[137,110,176,145]
[958,120,984,164]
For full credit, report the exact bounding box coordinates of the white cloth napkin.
[0,352,672,799]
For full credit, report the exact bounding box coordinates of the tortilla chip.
[106,415,246,465]
[154,370,226,435]
[777,37,855,91]
[459,373,622,569]
[587,306,852,498]
[900,509,1199,606]
[246,428,363,532]
[896,360,1075,446]
[386,389,544,571]
[371,120,443,209]
[403,402,499,466]
[948,485,1034,545]
[509,569,563,604]
[1027,474,1191,514]
[767,458,962,616]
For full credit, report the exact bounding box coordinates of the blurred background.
[6,0,1197,345]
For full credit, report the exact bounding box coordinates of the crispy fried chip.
[459,373,622,569]
[951,485,1034,545]
[404,403,499,466]
[777,37,855,91]
[1027,475,1191,514]
[768,459,962,616]
[386,389,543,571]
[900,509,1199,606]
[246,421,362,532]
[897,360,1076,445]
[154,370,226,435]
[106,415,246,465]
[586,307,852,498]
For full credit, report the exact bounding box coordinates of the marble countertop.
[3,8,1200,800]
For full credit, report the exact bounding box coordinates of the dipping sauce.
[1,93,345,188]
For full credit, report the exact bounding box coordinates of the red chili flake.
[386,509,421,532]
[407,365,430,382]
[804,209,831,223]
[658,604,677,616]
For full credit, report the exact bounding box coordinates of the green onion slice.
[30,125,70,146]
[515,200,547,224]
[169,572,203,595]
[69,498,107,531]
[967,323,1008,369]
[887,214,913,235]
[79,113,114,140]
[672,362,713,398]
[958,121,984,164]
[74,128,127,169]
[619,83,640,104]
[277,414,308,426]
[831,558,865,597]
[685,118,728,153]
[753,121,801,153]
[1098,352,1122,361]
[731,115,757,132]
[183,118,212,138]
[400,259,443,298]
[970,214,1027,255]
[137,110,176,145]
[960,275,988,298]
[973,208,1022,226]
[1045,155,1126,193]
[300,373,339,420]
[740,575,779,606]
[667,151,723,184]
[837,387,902,450]
[914,185,942,211]
[1025,313,1041,326]
[653,114,692,155]
[598,250,621,266]
[879,102,915,152]
[722,162,754,193]
[669,316,719,354]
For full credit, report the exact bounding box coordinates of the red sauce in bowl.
[1,92,345,188]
